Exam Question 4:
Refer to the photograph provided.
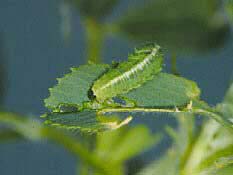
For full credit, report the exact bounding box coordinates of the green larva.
[92,43,163,102]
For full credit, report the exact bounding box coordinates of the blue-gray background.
[0,0,233,174]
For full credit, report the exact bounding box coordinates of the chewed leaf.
[43,110,132,133]
[123,73,200,108]
[44,64,109,110]
[92,43,163,102]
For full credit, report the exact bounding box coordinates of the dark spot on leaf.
[88,88,96,100]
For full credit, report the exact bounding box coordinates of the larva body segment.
[92,43,163,102]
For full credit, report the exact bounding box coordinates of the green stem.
[98,107,184,115]
[0,129,23,142]
[79,134,97,175]
[192,108,233,132]
[79,162,89,175]
[81,18,105,172]
[177,114,197,174]
[98,106,233,132]
[85,19,105,64]
[171,53,180,76]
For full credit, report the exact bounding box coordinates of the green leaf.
[137,149,179,175]
[217,83,233,125]
[114,0,230,53]
[43,110,104,133]
[171,114,196,167]
[196,146,233,174]
[43,110,132,133]
[95,125,160,164]
[218,104,233,123]
[223,82,233,104]
[182,119,233,174]
[71,0,120,21]
[225,0,233,25]
[123,73,200,107]
[184,83,233,174]
[217,164,233,175]
[196,159,233,175]
[44,64,109,110]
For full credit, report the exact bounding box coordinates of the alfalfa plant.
[0,0,233,174]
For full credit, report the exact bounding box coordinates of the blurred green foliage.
[95,125,160,164]
[63,0,232,55]
[225,0,233,25]
[115,0,230,53]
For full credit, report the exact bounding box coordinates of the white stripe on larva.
[99,46,159,91]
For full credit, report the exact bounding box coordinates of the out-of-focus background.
[0,0,232,174]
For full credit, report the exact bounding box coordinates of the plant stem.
[78,134,97,175]
[98,106,233,132]
[85,19,105,64]
[0,129,23,142]
[171,53,180,76]
[192,108,233,132]
[98,107,183,115]
[80,18,106,174]
[79,162,89,175]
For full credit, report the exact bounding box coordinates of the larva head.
[92,43,163,102]
[129,43,161,60]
